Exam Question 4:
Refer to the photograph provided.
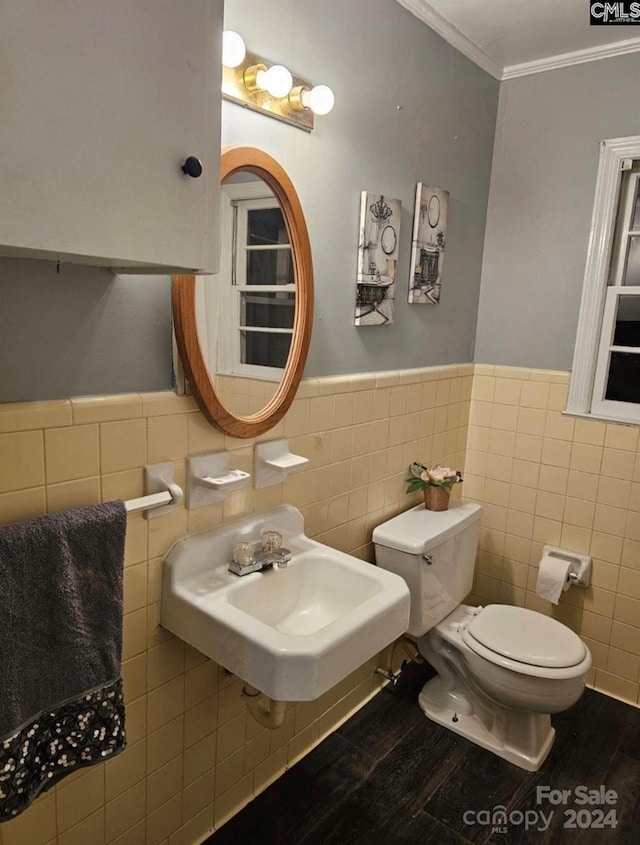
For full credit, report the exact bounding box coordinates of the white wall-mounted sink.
[161,505,410,701]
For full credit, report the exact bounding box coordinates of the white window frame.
[217,181,295,383]
[567,135,640,425]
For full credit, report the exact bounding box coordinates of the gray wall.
[474,52,640,371]
[0,0,498,402]
[223,0,498,377]
[0,260,172,402]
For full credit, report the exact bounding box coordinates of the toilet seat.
[461,605,589,680]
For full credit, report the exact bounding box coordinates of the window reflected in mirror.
[195,174,295,416]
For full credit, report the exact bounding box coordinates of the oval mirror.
[427,194,440,228]
[173,147,314,438]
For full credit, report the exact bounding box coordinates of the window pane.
[605,351,640,403]
[241,330,291,369]
[247,208,289,246]
[240,292,295,329]
[632,181,640,230]
[623,236,640,286]
[246,248,294,286]
[612,295,640,347]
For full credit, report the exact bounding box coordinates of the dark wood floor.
[207,662,640,844]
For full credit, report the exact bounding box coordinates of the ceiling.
[396,0,640,79]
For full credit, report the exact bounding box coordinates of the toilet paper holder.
[542,545,592,588]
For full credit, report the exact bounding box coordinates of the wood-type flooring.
[207,662,640,844]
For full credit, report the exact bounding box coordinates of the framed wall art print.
[355,191,401,326]
[408,183,449,305]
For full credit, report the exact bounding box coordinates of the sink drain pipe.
[242,684,287,729]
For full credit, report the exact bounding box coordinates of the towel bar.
[124,487,181,516]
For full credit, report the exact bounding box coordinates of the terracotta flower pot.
[423,485,450,511]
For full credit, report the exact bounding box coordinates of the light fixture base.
[222,50,314,132]
[288,85,307,110]
[242,63,267,93]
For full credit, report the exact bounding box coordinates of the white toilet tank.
[373,500,482,638]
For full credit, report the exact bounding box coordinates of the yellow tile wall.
[215,376,276,417]
[0,363,471,845]
[466,364,640,708]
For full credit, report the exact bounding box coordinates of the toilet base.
[418,676,556,772]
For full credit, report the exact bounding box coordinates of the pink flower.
[406,462,462,496]
[428,466,455,483]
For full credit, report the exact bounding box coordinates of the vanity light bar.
[221,32,334,132]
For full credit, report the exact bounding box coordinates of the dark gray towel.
[0,501,127,820]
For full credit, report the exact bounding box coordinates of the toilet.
[373,500,592,771]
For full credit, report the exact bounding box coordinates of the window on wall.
[217,180,295,381]
[567,136,640,425]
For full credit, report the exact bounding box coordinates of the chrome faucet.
[228,546,291,576]
[256,548,292,569]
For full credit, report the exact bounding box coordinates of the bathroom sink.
[161,505,410,701]
[226,554,382,635]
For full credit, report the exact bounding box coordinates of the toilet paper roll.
[536,554,573,605]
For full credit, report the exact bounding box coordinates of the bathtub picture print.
[355,191,401,326]
[408,183,449,305]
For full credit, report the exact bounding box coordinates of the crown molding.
[394,0,503,80]
[396,0,640,82]
[502,36,640,79]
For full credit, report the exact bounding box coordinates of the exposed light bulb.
[304,84,335,116]
[256,64,293,98]
[222,30,246,68]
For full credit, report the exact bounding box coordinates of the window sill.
[562,408,640,428]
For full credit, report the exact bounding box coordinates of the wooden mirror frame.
[172,146,314,438]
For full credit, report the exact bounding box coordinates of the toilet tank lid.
[465,605,587,669]
[372,500,482,555]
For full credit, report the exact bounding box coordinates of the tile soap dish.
[187,453,251,509]
[254,439,309,488]
[203,469,251,490]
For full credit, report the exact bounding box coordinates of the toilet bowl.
[373,501,592,771]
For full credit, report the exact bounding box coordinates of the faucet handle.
[261,530,283,552]
[233,541,257,566]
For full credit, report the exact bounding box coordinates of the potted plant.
[406,463,463,511]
